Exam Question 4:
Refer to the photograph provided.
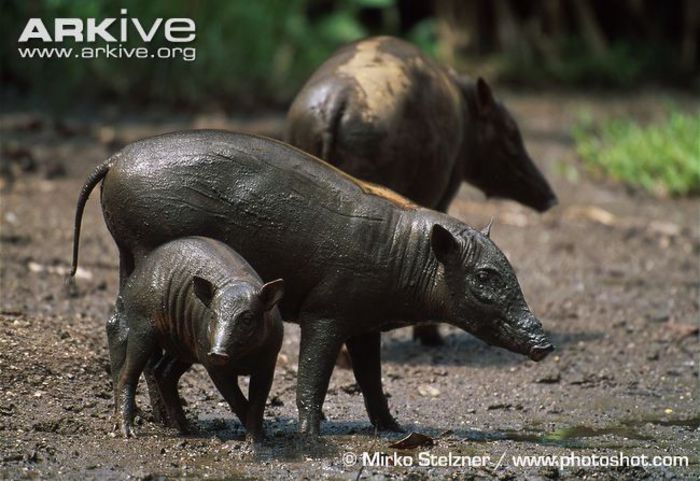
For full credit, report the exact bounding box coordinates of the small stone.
[417,385,440,397]
[535,370,561,384]
[487,403,512,410]
[341,383,361,395]
[540,466,559,479]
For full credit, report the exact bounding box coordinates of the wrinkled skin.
[72,130,553,438]
[106,236,284,442]
[286,36,557,345]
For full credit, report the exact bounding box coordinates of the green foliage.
[499,38,674,88]
[573,111,700,196]
[406,18,438,59]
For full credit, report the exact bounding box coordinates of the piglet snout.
[208,350,230,365]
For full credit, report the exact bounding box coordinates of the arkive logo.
[18,9,195,43]
[17,9,197,62]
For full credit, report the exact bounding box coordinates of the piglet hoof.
[150,405,169,425]
[121,423,136,438]
[167,417,190,434]
[110,414,122,434]
[175,423,190,435]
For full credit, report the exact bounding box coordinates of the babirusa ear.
[260,279,285,312]
[475,77,495,116]
[431,224,459,264]
[481,217,494,238]
[192,276,215,308]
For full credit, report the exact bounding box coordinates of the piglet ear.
[260,279,285,312]
[475,77,495,117]
[431,224,459,264]
[192,276,215,308]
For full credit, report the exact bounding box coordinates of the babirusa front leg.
[296,318,344,437]
[346,331,402,432]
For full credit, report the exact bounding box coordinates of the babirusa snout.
[529,343,554,362]
[518,155,558,213]
[520,310,554,362]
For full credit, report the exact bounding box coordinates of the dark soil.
[1,92,698,480]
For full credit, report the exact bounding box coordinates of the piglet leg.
[154,355,192,433]
[208,368,249,428]
[143,350,168,424]
[106,302,128,428]
[116,327,156,438]
[245,357,276,443]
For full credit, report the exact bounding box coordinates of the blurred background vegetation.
[1,0,698,111]
[2,0,698,196]
[573,110,699,197]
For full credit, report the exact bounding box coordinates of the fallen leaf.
[564,206,617,226]
[663,320,699,339]
[389,432,434,450]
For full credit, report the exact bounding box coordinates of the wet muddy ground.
[1,92,698,480]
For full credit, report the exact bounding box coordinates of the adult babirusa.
[286,36,557,346]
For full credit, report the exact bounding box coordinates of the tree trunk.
[571,0,608,57]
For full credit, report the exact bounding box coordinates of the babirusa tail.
[320,90,347,162]
[70,158,112,277]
